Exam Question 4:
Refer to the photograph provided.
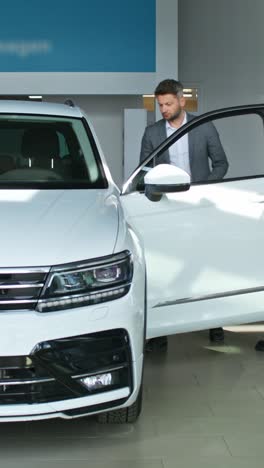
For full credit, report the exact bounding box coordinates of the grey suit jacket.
[139,113,228,182]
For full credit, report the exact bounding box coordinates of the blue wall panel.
[0,0,156,72]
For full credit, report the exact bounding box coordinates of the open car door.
[121,104,264,339]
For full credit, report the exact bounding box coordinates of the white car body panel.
[0,188,119,266]
[0,388,130,419]
[0,100,83,118]
[121,176,264,338]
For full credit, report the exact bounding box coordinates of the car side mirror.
[144,164,191,202]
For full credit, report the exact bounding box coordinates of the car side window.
[212,114,264,180]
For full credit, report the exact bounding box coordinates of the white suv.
[0,99,263,423]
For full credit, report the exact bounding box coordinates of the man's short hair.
[154,79,184,97]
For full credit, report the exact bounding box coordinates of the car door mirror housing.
[144,164,191,202]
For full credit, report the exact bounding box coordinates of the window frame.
[122,104,264,195]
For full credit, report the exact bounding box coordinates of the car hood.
[0,189,120,267]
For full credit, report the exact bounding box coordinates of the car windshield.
[0,114,107,189]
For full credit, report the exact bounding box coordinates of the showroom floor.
[2,328,264,467]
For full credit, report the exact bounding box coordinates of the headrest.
[21,128,59,160]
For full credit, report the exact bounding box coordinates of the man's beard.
[167,108,182,122]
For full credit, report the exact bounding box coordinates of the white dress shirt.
[166,112,191,175]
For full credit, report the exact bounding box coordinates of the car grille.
[0,267,49,310]
[0,329,132,406]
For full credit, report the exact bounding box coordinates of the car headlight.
[36,251,133,312]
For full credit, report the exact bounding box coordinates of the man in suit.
[141,79,228,350]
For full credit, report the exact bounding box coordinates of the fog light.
[80,373,113,391]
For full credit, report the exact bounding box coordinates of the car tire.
[145,336,168,353]
[96,386,143,424]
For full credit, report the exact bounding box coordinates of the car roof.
[0,100,83,118]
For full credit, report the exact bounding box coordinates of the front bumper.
[0,329,143,421]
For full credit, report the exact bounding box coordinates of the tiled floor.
[2,329,264,467]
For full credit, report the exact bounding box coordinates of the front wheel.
[96,386,142,424]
